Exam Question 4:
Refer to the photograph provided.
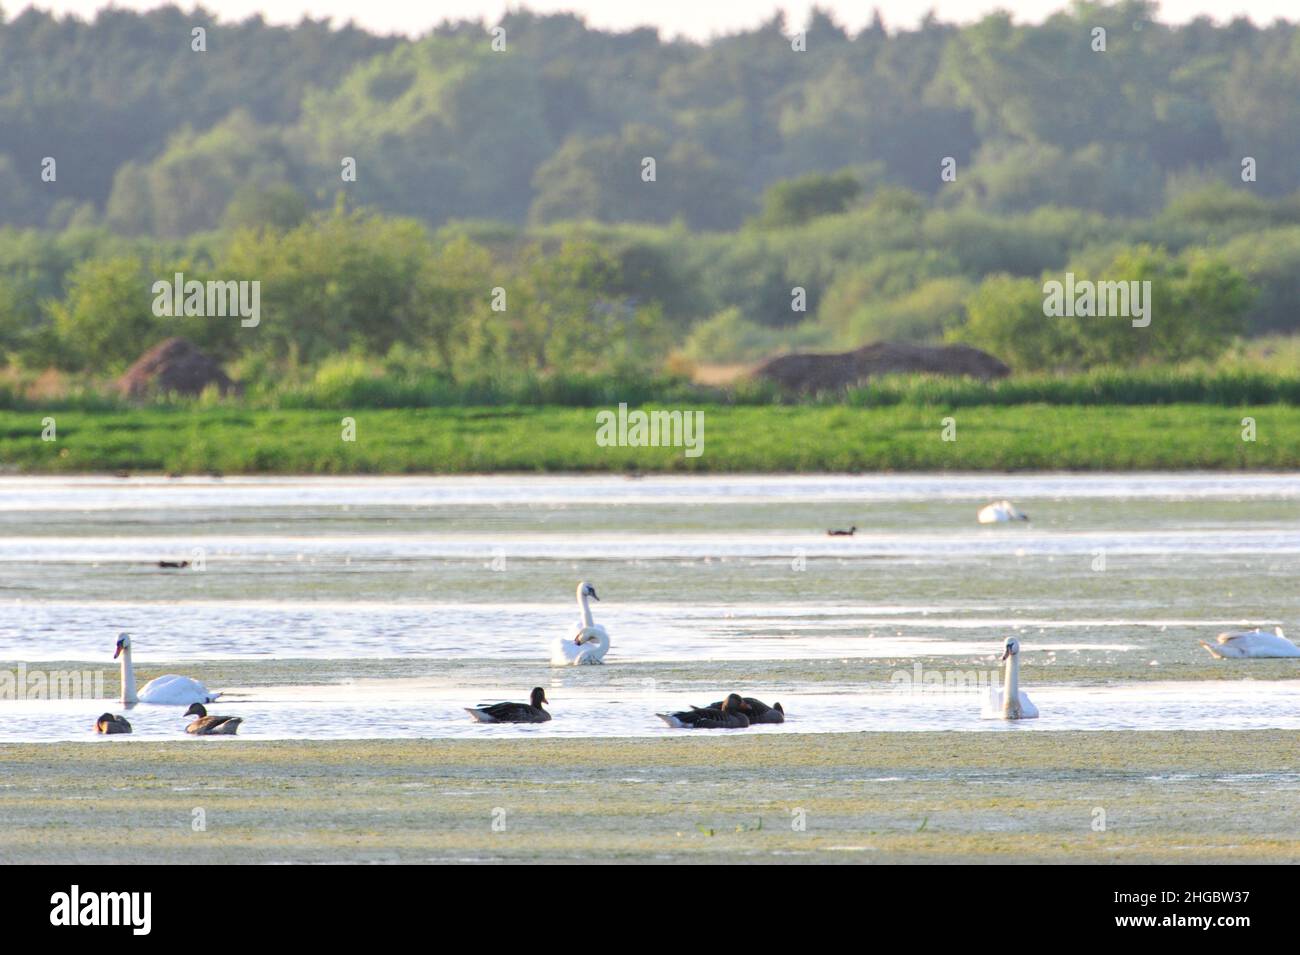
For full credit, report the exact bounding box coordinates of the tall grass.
[1,366,1298,411]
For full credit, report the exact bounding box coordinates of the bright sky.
[12,1,1298,39]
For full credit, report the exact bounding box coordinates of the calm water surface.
[1,474,1296,740]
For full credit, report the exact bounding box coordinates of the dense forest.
[1,0,1297,398]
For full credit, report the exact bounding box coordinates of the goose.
[114,632,220,706]
[466,687,552,723]
[981,637,1039,720]
[95,713,132,734]
[705,696,785,724]
[977,500,1029,524]
[658,693,751,729]
[827,526,857,537]
[1199,626,1300,659]
[184,703,242,735]
[549,582,610,665]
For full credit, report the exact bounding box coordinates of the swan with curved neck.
[115,632,219,706]
[981,636,1039,720]
[549,582,610,665]
[1199,626,1300,659]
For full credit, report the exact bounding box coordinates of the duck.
[94,713,132,734]
[184,703,242,735]
[157,560,190,569]
[706,696,785,724]
[549,582,610,665]
[827,526,857,537]
[1199,626,1300,659]
[466,687,552,723]
[977,500,1029,524]
[115,632,220,705]
[981,636,1039,720]
[658,693,752,729]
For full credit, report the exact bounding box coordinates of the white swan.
[981,636,1038,720]
[115,632,220,705]
[1199,626,1300,659]
[549,582,609,666]
[978,500,1029,524]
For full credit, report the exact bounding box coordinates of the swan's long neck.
[578,592,594,628]
[120,647,138,705]
[1003,652,1019,717]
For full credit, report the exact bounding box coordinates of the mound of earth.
[752,341,1010,393]
[117,337,236,398]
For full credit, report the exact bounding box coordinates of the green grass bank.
[0,404,1295,473]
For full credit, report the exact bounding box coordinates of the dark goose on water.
[658,693,752,729]
[184,703,243,735]
[706,696,785,724]
[466,687,552,723]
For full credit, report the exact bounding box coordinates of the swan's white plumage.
[977,500,1029,524]
[549,582,610,665]
[550,625,610,665]
[115,633,219,705]
[981,636,1038,720]
[1199,627,1300,659]
[981,684,1039,720]
[137,674,220,705]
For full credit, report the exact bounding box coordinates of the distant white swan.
[982,636,1039,720]
[549,582,609,665]
[115,632,220,705]
[1199,627,1300,659]
[978,500,1029,524]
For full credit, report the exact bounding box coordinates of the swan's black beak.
[1000,647,1012,661]
[590,591,600,601]
[574,633,584,646]
[113,644,122,659]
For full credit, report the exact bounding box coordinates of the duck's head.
[530,687,548,707]
[96,712,116,725]
[113,632,131,658]
[578,581,599,602]
[1000,637,1022,660]
[722,693,745,712]
[184,703,207,718]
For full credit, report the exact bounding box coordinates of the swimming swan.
[549,582,609,665]
[981,637,1039,720]
[184,703,242,735]
[466,687,552,723]
[1199,627,1300,659]
[115,632,220,706]
[978,500,1029,524]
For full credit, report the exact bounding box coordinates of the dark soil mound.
[753,341,1010,393]
[117,337,235,398]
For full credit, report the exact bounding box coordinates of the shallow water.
[6,679,1300,742]
[1,473,1297,740]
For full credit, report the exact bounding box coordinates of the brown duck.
[184,703,243,735]
[706,696,785,724]
[95,713,132,734]
[466,687,552,723]
[657,693,751,729]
